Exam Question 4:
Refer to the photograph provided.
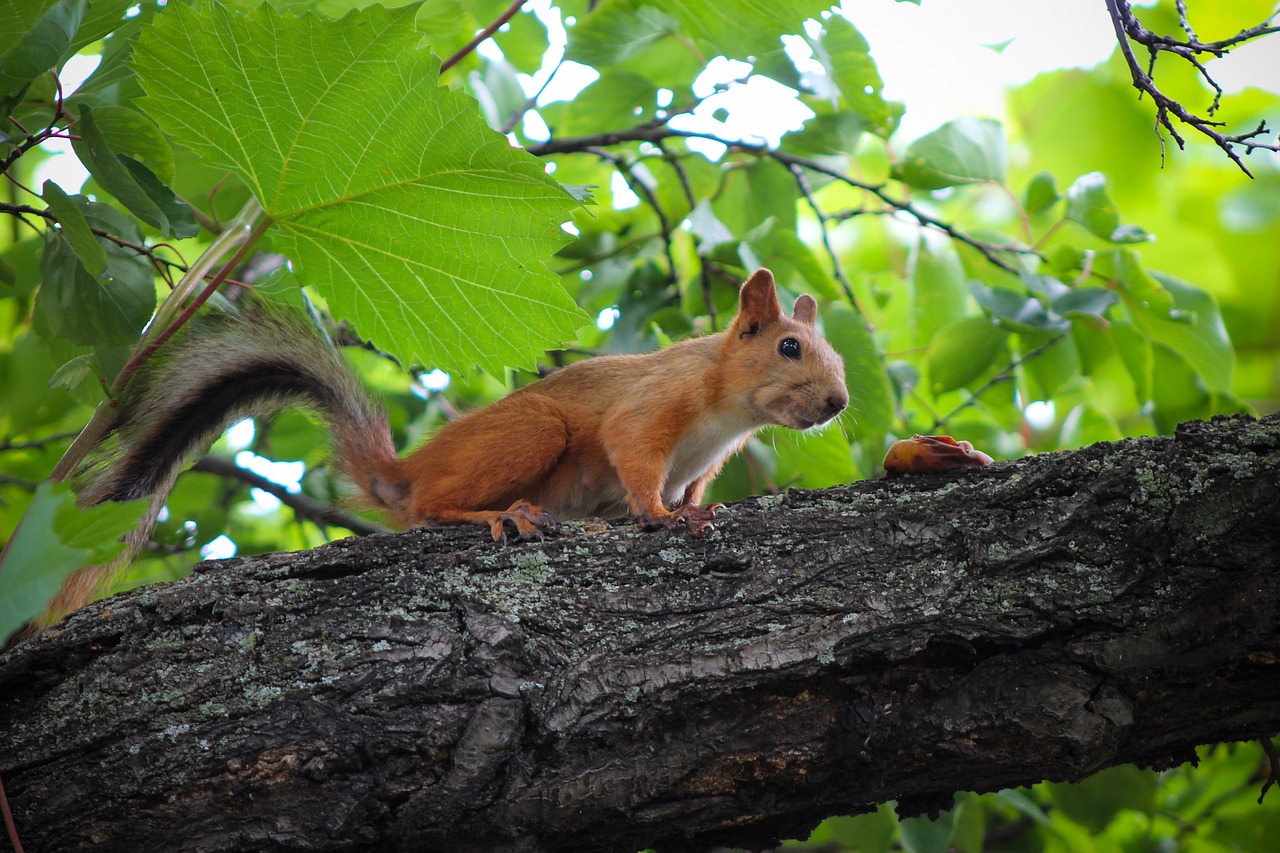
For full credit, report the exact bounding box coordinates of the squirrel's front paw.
[639,503,724,538]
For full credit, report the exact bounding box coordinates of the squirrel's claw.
[489,501,558,543]
[640,503,721,538]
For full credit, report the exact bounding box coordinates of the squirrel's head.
[726,268,849,431]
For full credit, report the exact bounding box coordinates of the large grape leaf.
[0,480,147,645]
[132,2,584,374]
[570,0,826,66]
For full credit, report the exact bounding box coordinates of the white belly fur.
[662,412,757,504]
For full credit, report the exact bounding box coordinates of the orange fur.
[352,268,848,538]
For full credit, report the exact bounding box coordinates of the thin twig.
[0,203,190,274]
[931,331,1068,431]
[787,162,861,311]
[0,430,82,453]
[1103,0,1280,177]
[189,457,385,536]
[587,146,678,285]
[527,125,1030,274]
[656,140,719,329]
[1261,737,1279,804]
[0,773,23,853]
[440,0,527,73]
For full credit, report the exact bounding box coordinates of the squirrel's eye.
[778,337,802,360]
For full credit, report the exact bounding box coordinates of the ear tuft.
[793,294,817,326]
[733,269,782,335]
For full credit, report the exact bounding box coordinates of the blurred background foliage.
[2,0,1278,846]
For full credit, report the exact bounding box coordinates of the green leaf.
[1138,272,1234,390]
[74,103,175,183]
[73,103,195,237]
[34,199,156,346]
[64,5,150,112]
[0,0,58,58]
[893,118,1007,189]
[1112,322,1153,403]
[824,303,896,450]
[1023,171,1059,216]
[768,423,857,489]
[927,314,1008,395]
[1061,402,1122,447]
[0,480,148,644]
[1151,343,1211,433]
[651,0,821,61]
[550,70,657,136]
[119,155,199,238]
[470,55,526,131]
[971,281,1068,332]
[805,12,899,137]
[712,158,796,237]
[68,0,133,53]
[134,2,584,375]
[806,804,898,853]
[42,180,107,277]
[1112,248,1173,315]
[0,0,84,97]
[1020,330,1079,400]
[47,351,95,390]
[1046,765,1156,833]
[565,3,679,67]
[911,241,968,346]
[900,811,955,853]
[1052,287,1117,320]
[1065,172,1150,244]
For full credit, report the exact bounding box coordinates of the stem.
[0,774,23,853]
[48,197,266,482]
[440,0,527,73]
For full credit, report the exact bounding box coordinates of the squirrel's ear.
[793,294,817,326]
[734,269,783,336]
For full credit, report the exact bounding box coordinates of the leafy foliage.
[1,0,1278,842]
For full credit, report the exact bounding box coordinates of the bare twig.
[1261,737,1279,804]
[787,162,861,310]
[1103,0,1280,177]
[0,430,81,454]
[189,457,385,537]
[654,140,719,329]
[0,202,190,275]
[587,146,678,286]
[931,331,1069,431]
[0,773,24,853]
[527,125,1031,275]
[440,0,527,73]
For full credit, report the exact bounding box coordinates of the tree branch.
[1103,0,1280,177]
[528,126,1031,275]
[188,456,385,537]
[3,414,1278,851]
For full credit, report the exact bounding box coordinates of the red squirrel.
[52,268,846,621]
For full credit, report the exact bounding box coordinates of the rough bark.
[2,414,1279,852]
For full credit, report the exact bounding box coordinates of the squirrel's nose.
[827,393,848,415]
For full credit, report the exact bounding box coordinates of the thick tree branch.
[2,414,1279,852]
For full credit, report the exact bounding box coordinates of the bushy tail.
[44,298,406,627]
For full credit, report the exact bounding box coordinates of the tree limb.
[2,414,1279,852]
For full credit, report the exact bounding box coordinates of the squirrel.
[47,268,847,624]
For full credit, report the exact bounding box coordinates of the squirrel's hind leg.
[401,394,572,540]
[431,500,557,542]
